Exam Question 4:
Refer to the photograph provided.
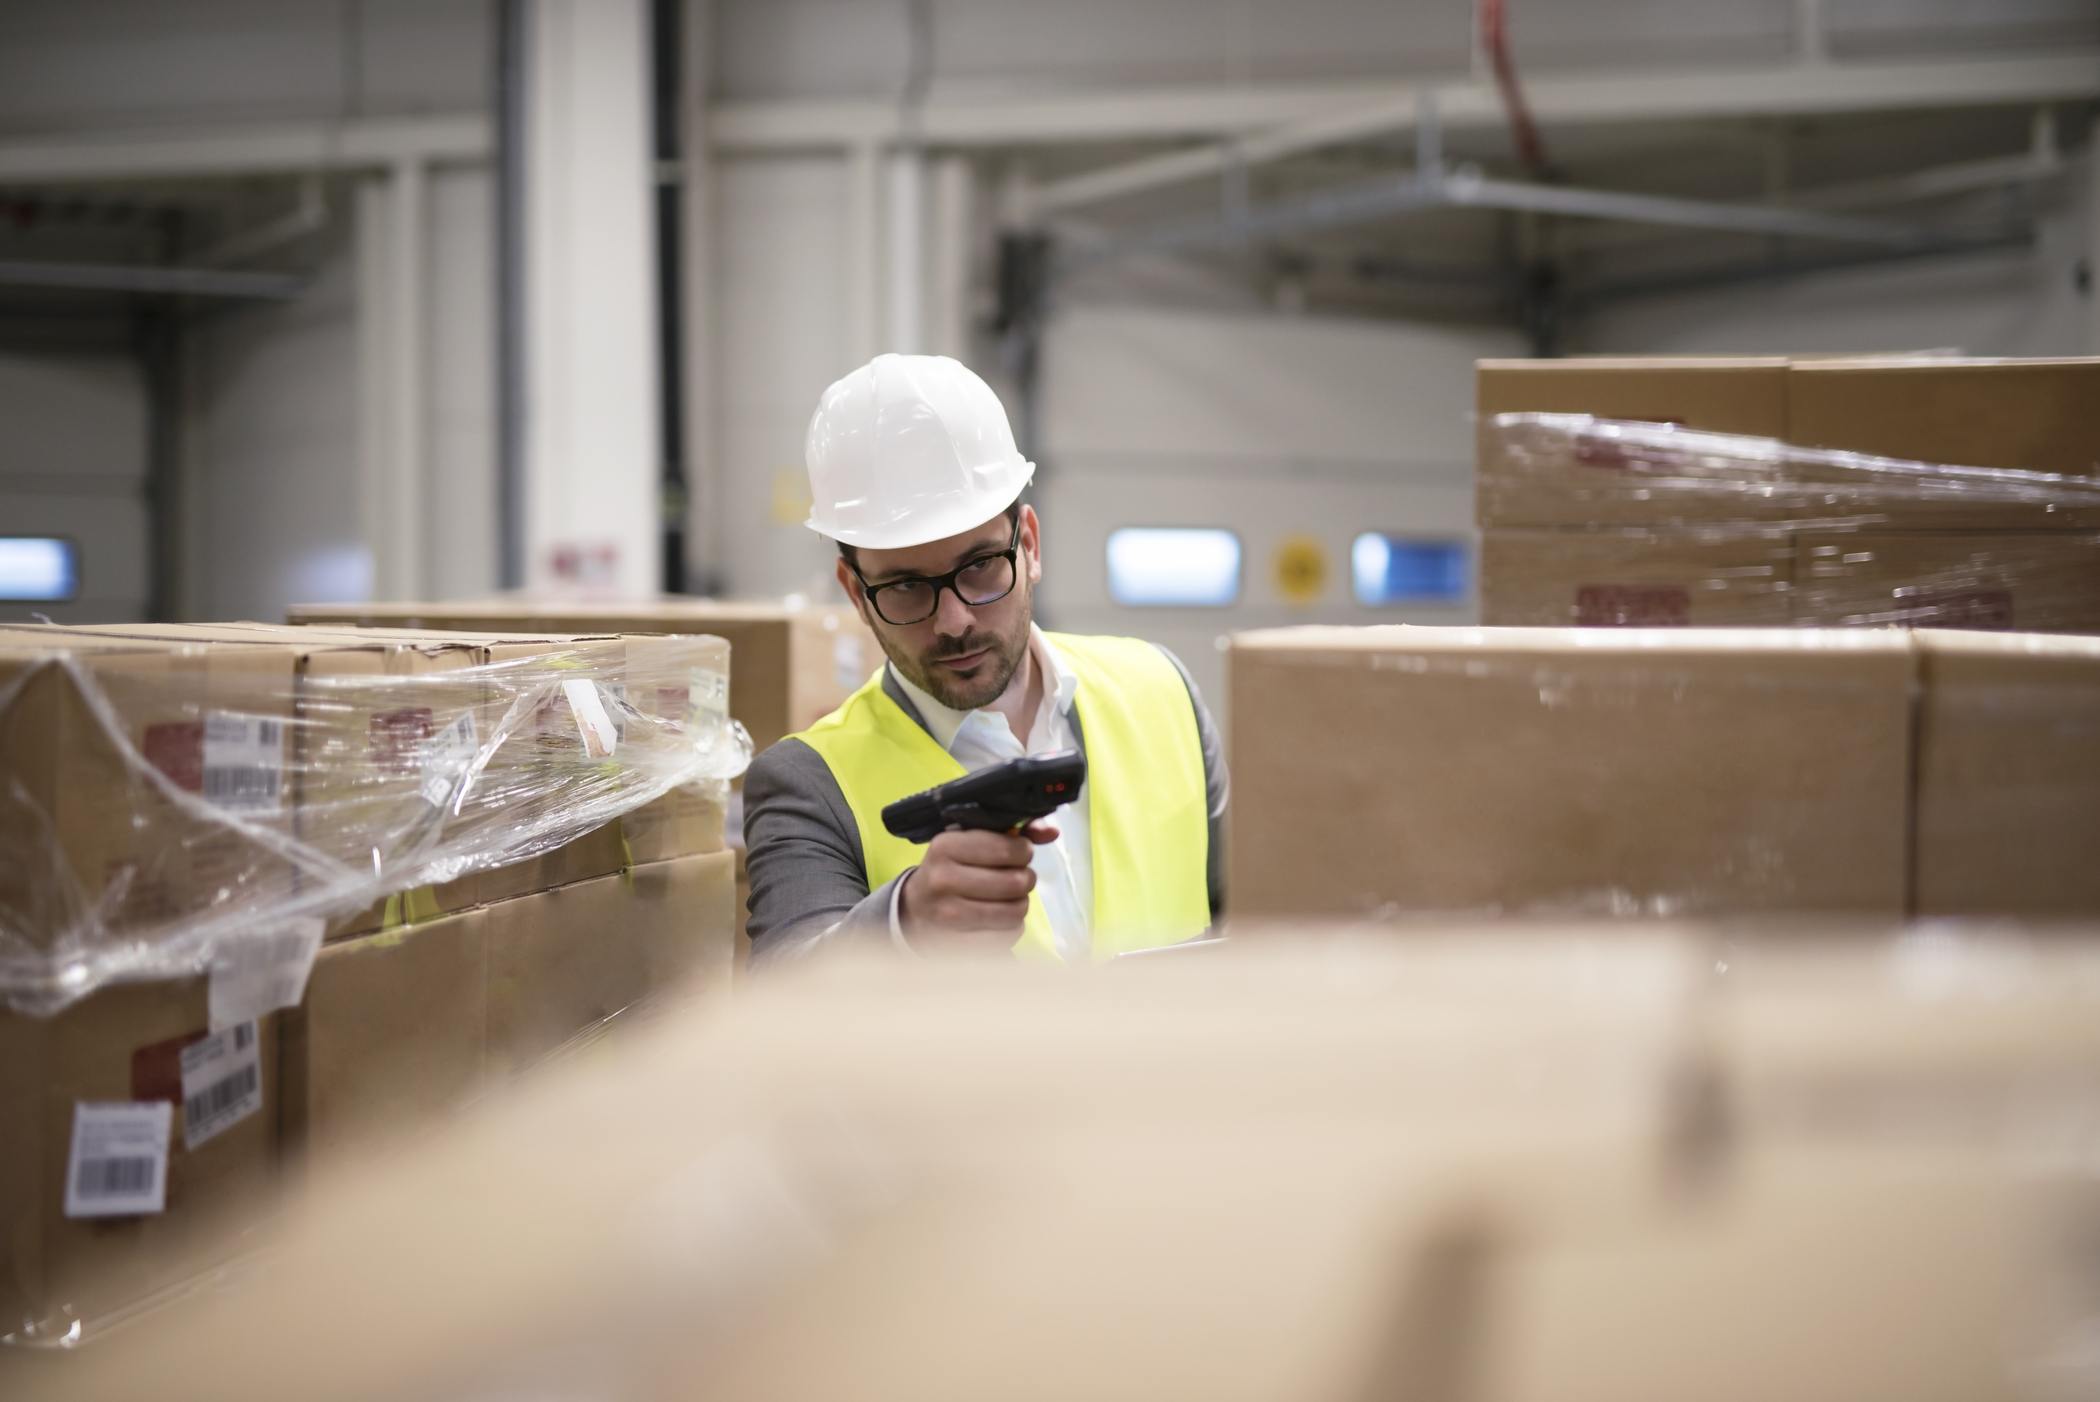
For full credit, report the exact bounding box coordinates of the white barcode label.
[179,1021,262,1150]
[689,668,729,727]
[562,679,619,759]
[833,636,866,694]
[419,710,479,808]
[65,1102,171,1218]
[202,712,285,814]
[209,918,323,1030]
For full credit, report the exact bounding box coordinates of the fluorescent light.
[1106,528,1241,607]
[1352,535,1467,605]
[0,538,76,602]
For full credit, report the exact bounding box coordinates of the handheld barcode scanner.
[881,750,1087,844]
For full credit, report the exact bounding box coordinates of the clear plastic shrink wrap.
[0,629,752,1018]
[1479,413,2100,631]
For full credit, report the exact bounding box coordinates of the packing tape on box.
[0,642,752,1017]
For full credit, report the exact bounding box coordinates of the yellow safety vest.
[793,632,1211,961]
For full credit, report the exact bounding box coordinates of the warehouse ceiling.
[0,0,2092,355]
[1039,99,2093,341]
[711,0,2099,351]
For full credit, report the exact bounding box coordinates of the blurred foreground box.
[1229,625,2100,920]
[13,926,2100,1402]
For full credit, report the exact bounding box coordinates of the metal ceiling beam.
[0,114,488,185]
[0,260,308,298]
[1448,173,1945,246]
[1072,163,1957,268]
[1571,229,2035,310]
[709,51,2100,161]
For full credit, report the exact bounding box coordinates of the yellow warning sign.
[1272,535,1328,606]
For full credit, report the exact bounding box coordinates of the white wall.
[189,248,363,622]
[186,165,496,623]
[0,353,149,622]
[714,153,857,602]
[1574,161,2097,358]
[1037,304,1524,711]
[523,0,660,599]
[427,165,500,602]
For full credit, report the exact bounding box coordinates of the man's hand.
[898,821,1058,950]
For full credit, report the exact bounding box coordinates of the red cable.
[1481,0,1549,176]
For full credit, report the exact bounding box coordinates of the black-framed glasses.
[850,516,1022,626]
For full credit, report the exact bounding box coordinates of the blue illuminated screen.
[0,538,77,602]
[1352,535,1467,606]
[1106,528,1241,607]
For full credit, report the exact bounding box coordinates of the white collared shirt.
[888,626,1094,962]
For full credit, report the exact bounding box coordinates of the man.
[744,353,1227,963]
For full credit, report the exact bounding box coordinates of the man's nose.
[931,582,976,634]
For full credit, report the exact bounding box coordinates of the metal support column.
[495,0,529,591]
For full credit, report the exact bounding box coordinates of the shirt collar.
[889,625,1076,755]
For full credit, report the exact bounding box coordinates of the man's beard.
[883,587,1032,712]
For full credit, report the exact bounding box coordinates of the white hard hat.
[804,354,1036,550]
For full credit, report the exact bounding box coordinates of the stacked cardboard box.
[283,599,874,969]
[284,598,876,758]
[1475,356,2100,631]
[1229,625,2100,920]
[0,623,738,1344]
[26,929,2100,1402]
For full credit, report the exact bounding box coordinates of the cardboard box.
[1228,627,1915,918]
[164,623,722,909]
[279,910,488,1168]
[627,848,739,997]
[614,634,734,864]
[1913,630,2100,918]
[1792,530,2100,634]
[1484,528,2100,634]
[285,599,876,759]
[1477,357,1792,530]
[279,851,733,1175]
[0,981,279,1341]
[3,622,728,934]
[2,623,512,939]
[26,932,2091,1402]
[1477,356,2100,532]
[1789,358,2100,479]
[1476,357,1793,437]
[0,638,299,976]
[484,851,737,1078]
[1479,527,1795,626]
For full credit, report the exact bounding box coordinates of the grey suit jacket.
[742,644,1228,967]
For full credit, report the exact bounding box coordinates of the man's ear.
[1020,505,1043,585]
[837,556,878,630]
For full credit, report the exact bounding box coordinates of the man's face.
[837,505,1043,712]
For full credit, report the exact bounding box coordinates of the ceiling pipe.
[1479,0,1549,176]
